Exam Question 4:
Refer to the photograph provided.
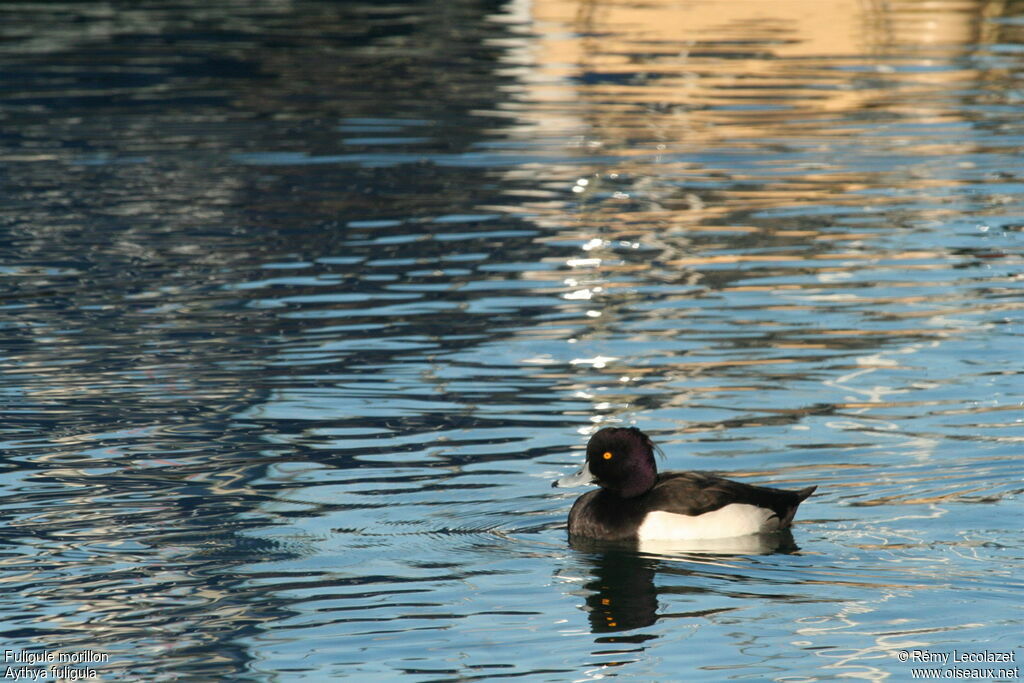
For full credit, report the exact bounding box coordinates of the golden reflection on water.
[500,14,1018,288]
[499,0,1022,218]
[520,0,1008,138]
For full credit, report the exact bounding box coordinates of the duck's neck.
[609,469,655,498]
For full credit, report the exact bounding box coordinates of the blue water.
[1,1,1022,680]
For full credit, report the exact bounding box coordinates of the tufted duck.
[553,427,816,542]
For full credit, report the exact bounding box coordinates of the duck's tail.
[780,485,817,527]
[796,485,817,502]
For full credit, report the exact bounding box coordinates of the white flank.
[637,504,779,541]
[638,534,783,556]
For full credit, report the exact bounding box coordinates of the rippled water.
[2,1,1023,680]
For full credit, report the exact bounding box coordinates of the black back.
[648,472,816,526]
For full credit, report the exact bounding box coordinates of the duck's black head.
[587,427,658,497]
[554,426,658,498]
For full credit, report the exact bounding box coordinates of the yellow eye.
[602,451,613,460]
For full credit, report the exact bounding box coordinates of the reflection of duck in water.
[567,532,801,638]
[553,427,816,547]
[573,547,661,635]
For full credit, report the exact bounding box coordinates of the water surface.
[1,0,1022,680]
